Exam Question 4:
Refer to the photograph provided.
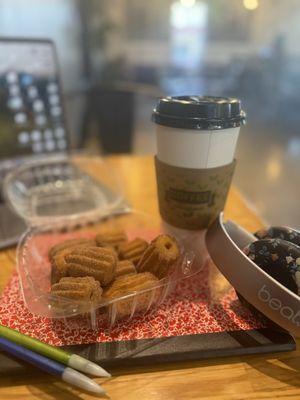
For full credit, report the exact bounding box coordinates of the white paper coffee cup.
[153,95,246,229]
[153,96,245,169]
[156,125,240,169]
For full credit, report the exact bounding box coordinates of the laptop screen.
[0,39,68,161]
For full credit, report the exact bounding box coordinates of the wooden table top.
[0,155,299,400]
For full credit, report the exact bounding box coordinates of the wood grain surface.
[0,155,299,400]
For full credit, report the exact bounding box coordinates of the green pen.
[0,324,110,378]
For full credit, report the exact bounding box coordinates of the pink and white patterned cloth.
[0,261,266,346]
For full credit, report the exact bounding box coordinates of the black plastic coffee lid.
[152,95,246,130]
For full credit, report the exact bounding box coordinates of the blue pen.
[0,337,105,395]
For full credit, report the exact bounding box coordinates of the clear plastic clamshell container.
[4,155,205,328]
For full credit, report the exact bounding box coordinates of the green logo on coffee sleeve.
[166,188,215,206]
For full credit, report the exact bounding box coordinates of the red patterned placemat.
[0,260,266,346]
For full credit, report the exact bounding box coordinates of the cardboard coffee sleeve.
[155,157,236,230]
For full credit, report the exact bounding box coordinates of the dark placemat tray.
[0,327,295,376]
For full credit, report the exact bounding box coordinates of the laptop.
[0,38,70,248]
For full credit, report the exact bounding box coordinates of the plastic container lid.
[5,154,206,328]
[152,95,246,130]
[3,154,126,228]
